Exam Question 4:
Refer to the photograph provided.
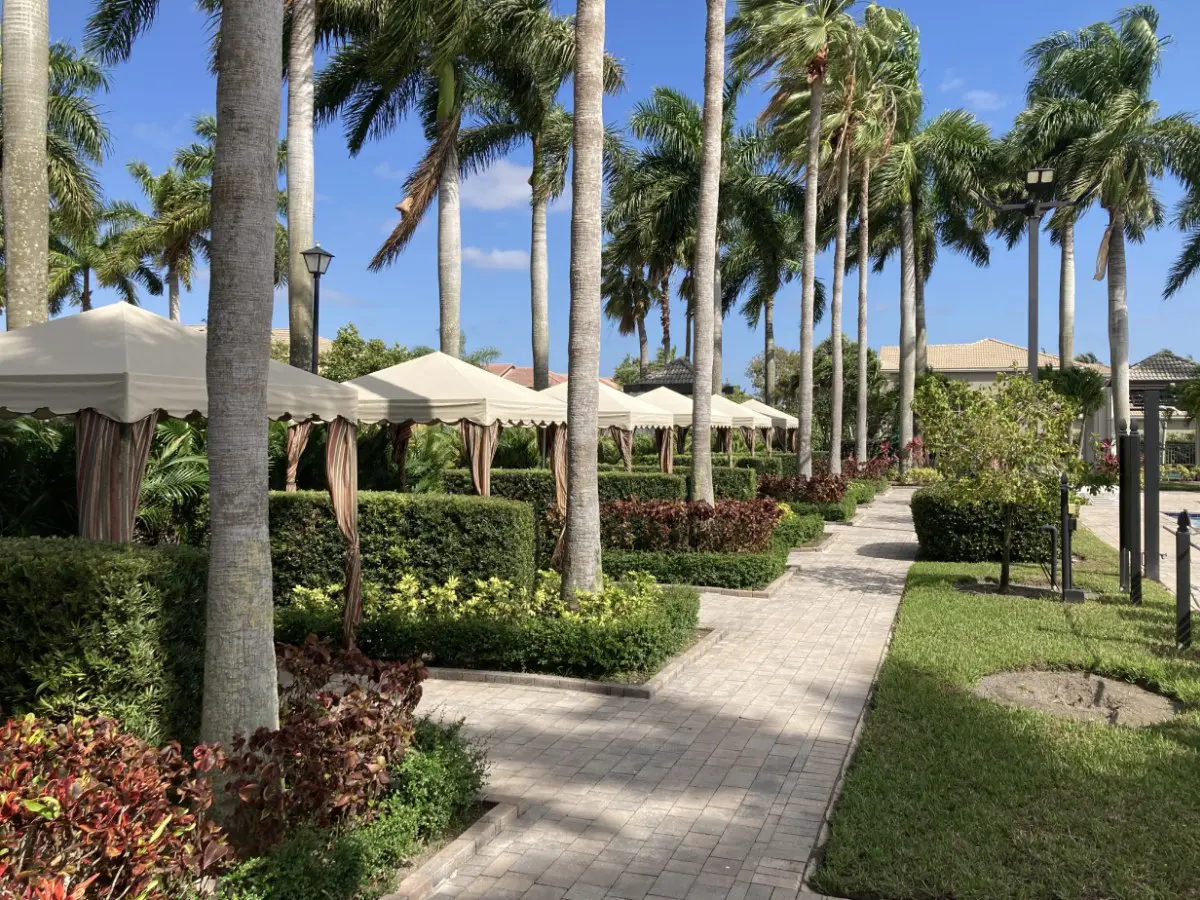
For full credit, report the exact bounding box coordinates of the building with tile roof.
[878,338,1109,381]
[624,357,697,395]
[485,364,619,390]
[187,324,334,355]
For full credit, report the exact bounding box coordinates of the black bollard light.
[1179,511,1193,651]
[1119,425,1130,592]
[1130,423,1143,606]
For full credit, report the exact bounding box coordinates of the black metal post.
[1130,423,1142,606]
[1028,214,1040,381]
[1179,511,1193,650]
[1145,388,1161,581]
[1061,473,1072,592]
[311,272,322,374]
[1118,425,1130,591]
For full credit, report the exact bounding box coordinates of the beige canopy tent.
[638,387,734,473]
[0,303,367,646]
[741,398,798,453]
[348,351,567,497]
[542,381,672,470]
[709,394,771,459]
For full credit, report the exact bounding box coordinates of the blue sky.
[42,0,1200,385]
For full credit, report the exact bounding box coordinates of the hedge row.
[847,479,887,505]
[789,495,858,522]
[268,491,537,598]
[0,538,208,746]
[276,586,701,681]
[910,485,1056,562]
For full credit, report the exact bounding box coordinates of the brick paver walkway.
[422,488,918,900]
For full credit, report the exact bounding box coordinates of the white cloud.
[964,89,1005,111]
[461,159,532,211]
[463,246,529,270]
[939,70,964,93]
[374,162,407,181]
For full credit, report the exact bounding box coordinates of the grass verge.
[812,528,1200,900]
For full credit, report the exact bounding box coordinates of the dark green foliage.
[847,480,879,505]
[788,495,857,522]
[674,466,757,500]
[494,427,541,469]
[0,419,78,537]
[277,587,701,681]
[218,718,486,900]
[773,513,825,550]
[603,550,784,589]
[268,491,536,598]
[910,485,1055,562]
[0,538,207,745]
[736,456,792,477]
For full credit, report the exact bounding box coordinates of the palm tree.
[48,204,163,312]
[689,0,726,505]
[1016,7,1200,428]
[201,0,286,745]
[562,0,605,597]
[602,246,654,374]
[732,0,857,476]
[287,0,317,370]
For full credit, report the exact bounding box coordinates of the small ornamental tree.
[912,374,1080,593]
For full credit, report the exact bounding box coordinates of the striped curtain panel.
[610,426,633,471]
[459,422,501,496]
[284,421,314,491]
[740,426,755,457]
[548,424,568,517]
[388,422,415,491]
[765,427,774,457]
[656,427,675,474]
[76,409,157,542]
[325,416,362,650]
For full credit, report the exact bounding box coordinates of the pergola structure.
[349,351,567,497]
[638,387,734,473]
[740,398,798,453]
[542,381,673,470]
[0,303,366,645]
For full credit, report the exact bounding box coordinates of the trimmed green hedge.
[790,495,858,522]
[602,550,784,590]
[848,479,886,505]
[671,466,758,500]
[910,485,1055,562]
[774,512,825,550]
[736,457,792,477]
[277,586,701,681]
[0,537,207,746]
[269,491,536,599]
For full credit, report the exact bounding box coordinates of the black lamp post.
[971,168,1096,382]
[300,243,334,373]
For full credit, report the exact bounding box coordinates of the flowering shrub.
[0,715,228,900]
[758,474,849,504]
[901,466,943,486]
[224,638,425,854]
[844,443,895,480]
[599,499,783,554]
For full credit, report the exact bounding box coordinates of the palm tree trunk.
[830,143,850,473]
[1107,208,1130,431]
[765,294,776,408]
[530,141,550,390]
[915,270,927,376]
[436,63,461,357]
[2,0,50,330]
[797,73,825,477]
[684,310,692,361]
[637,313,649,374]
[899,199,917,473]
[659,279,671,358]
[81,267,92,311]
[712,244,723,391]
[689,0,724,505]
[856,158,870,463]
[168,266,181,322]
[201,0,284,746]
[1059,218,1075,369]
[286,0,316,370]
[562,0,605,597]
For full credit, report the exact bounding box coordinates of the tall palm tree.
[287,0,317,370]
[690,0,725,505]
[3,6,50,328]
[732,0,857,476]
[1015,6,1200,432]
[602,245,654,374]
[562,0,605,597]
[48,204,163,311]
[202,0,286,745]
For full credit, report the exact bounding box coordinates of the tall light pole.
[300,243,334,373]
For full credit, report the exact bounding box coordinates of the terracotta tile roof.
[1129,349,1199,383]
[186,324,334,353]
[878,338,1109,375]
[485,364,617,390]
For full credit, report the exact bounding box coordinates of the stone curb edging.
[382,800,520,900]
[794,532,837,553]
[663,563,799,600]
[425,627,723,700]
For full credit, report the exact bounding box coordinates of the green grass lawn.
[812,529,1200,900]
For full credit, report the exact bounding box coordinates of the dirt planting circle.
[974,670,1179,727]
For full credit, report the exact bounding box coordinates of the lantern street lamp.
[970,168,1095,381]
[300,243,334,374]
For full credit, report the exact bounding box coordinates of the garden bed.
[812,528,1200,900]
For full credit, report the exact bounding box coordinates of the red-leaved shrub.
[600,499,783,553]
[223,637,426,853]
[0,715,228,900]
[758,474,849,504]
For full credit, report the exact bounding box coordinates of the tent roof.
[638,387,733,428]
[711,394,772,429]
[350,351,567,426]
[0,303,357,423]
[542,381,674,430]
[740,398,798,429]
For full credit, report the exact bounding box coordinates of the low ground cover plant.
[599,498,782,553]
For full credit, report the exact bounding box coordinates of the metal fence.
[1164,442,1196,466]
